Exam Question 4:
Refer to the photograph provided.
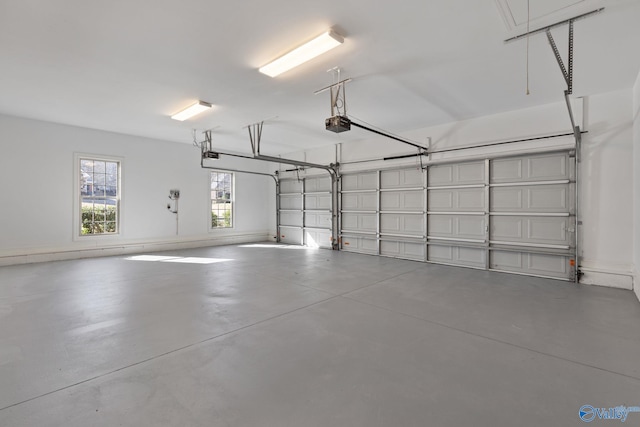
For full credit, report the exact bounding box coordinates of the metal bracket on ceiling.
[314,78,352,118]
[502,9,603,147]
[503,8,605,95]
[549,23,581,147]
[247,121,263,156]
[546,21,574,95]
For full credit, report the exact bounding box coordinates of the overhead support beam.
[503,8,604,43]
[200,157,279,183]
[254,154,338,177]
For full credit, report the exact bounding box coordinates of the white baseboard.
[634,269,640,302]
[579,266,634,290]
[0,232,274,266]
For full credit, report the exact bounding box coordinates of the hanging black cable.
[349,120,426,150]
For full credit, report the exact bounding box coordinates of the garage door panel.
[305,176,331,192]
[429,161,485,186]
[342,173,377,191]
[491,188,522,210]
[381,214,425,235]
[428,245,486,268]
[305,194,331,210]
[491,185,569,212]
[280,211,302,227]
[305,212,332,229]
[458,189,485,210]
[381,240,425,260]
[429,191,454,210]
[342,236,377,254]
[280,180,302,193]
[429,216,453,234]
[342,193,377,210]
[342,213,377,232]
[528,186,568,210]
[429,165,453,186]
[491,251,570,279]
[279,196,302,210]
[279,227,302,245]
[429,188,484,212]
[456,162,485,183]
[491,158,522,182]
[492,217,522,239]
[304,229,332,248]
[528,155,567,180]
[528,217,569,243]
[381,190,424,211]
[429,215,485,240]
[491,153,569,183]
[491,216,570,246]
[381,169,423,189]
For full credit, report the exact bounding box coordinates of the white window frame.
[73,153,123,239]
[209,171,234,230]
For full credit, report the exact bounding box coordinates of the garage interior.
[1,0,640,425]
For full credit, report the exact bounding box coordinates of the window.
[79,157,120,235]
[210,171,233,228]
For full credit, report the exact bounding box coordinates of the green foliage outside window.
[211,209,232,228]
[82,205,117,234]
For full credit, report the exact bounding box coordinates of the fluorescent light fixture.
[259,30,344,77]
[171,100,212,121]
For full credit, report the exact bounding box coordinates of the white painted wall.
[578,89,634,289]
[633,71,640,302]
[0,114,277,265]
[282,89,635,289]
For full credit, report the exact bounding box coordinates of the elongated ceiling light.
[171,100,212,121]
[259,30,344,77]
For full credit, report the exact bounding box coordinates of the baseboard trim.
[579,266,634,290]
[0,232,274,266]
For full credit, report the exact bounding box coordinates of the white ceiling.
[1,0,639,155]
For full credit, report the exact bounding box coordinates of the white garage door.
[303,176,333,249]
[340,171,378,255]
[340,150,577,281]
[341,167,427,261]
[489,152,575,279]
[427,160,488,269]
[278,176,334,248]
[278,178,303,245]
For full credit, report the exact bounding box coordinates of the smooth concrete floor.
[0,243,639,426]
